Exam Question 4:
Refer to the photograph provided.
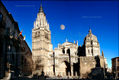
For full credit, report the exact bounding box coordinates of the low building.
[112,57,119,79]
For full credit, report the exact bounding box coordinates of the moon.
[60,24,65,30]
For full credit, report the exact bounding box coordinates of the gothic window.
[91,41,93,45]
[62,47,65,54]
[45,33,48,39]
[91,49,93,53]
[37,59,41,63]
[91,49,93,55]
[67,49,70,55]
[36,65,41,70]
[35,32,38,38]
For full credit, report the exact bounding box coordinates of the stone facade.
[32,5,53,76]
[51,30,108,78]
[54,40,78,77]
[84,29,100,56]
[0,1,33,79]
[32,5,108,78]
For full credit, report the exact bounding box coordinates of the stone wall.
[0,1,33,78]
[79,56,105,78]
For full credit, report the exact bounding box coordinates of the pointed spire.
[88,27,92,36]
[76,40,78,46]
[39,3,44,13]
[102,50,104,57]
[89,28,92,34]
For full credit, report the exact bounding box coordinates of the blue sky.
[2,1,118,68]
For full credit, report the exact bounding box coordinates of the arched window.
[67,49,70,55]
[38,31,40,37]
[62,47,65,54]
[91,41,93,45]
[45,33,48,39]
[91,49,93,55]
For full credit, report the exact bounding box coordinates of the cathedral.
[32,5,53,76]
[32,5,108,78]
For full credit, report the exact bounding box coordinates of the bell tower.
[84,29,100,56]
[32,4,53,75]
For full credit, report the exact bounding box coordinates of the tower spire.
[88,27,92,35]
[39,0,44,13]
[39,4,44,13]
[102,50,104,57]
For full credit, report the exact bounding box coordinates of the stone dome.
[84,29,98,42]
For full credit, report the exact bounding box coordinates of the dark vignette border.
[0,0,119,1]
